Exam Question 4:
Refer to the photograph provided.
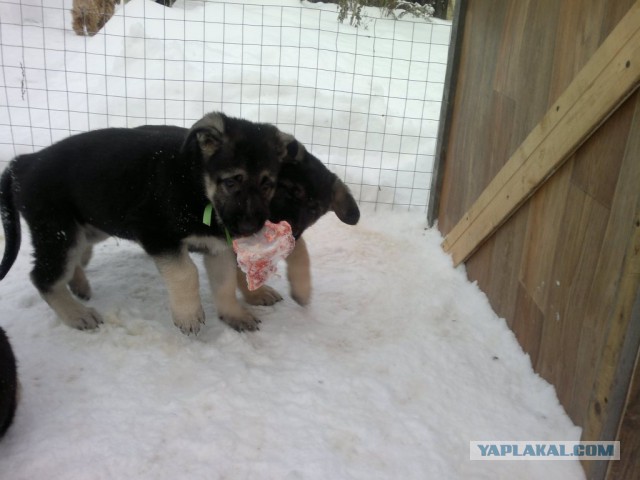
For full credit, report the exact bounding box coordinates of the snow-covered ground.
[0,211,584,479]
[0,1,585,478]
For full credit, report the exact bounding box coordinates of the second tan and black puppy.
[238,149,360,307]
[132,125,359,311]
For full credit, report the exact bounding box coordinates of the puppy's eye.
[293,185,306,200]
[222,178,237,189]
[261,177,275,193]
[220,175,242,190]
[221,174,244,189]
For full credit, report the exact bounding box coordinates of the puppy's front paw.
[173,305,206,336]
[242,285,283,306]
[62,306,104,330]
[219,309,261,332]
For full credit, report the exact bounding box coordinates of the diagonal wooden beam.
[442,1,640,266]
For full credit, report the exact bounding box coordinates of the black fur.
[0,169,20,281]
[0,327,18,438]
[135,125,360,239]
[270,148,360,238]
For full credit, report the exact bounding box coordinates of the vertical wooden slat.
[584,207,640,479]
[512,283,544,367]
[428,0,467,226]
[535,187,609,392]
[570,96,634,208]
[548,0,607,100]
[571,92,640,428]
[518,160,573,311]
[606,342,640,480]
[580,109,640,440]
[554,195,609,410]
[435,0,511,234]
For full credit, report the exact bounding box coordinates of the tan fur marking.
[201,112,225,134]
[154,250,205,335]
[41,286,104,329]
[237,267,283,306]
[204,176,217,204]
[203,249,259,331]
[286,236,311,306]
[68,266,92,300]
[196,132,219,157]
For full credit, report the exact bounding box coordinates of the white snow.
[0,211,584,479]
[0,1,585,478]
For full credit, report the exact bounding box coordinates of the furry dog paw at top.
[71,0,120,36]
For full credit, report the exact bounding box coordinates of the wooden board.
[581,124,640,444]
[518,160,573,311]
[427,0,467,226]
[587,206,640,479]
[535,185,609,407]
[571,94,640,428]
[607,344,640,480]
[442,1,640,266]
[433,0,511,235]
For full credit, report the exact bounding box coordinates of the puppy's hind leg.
[68,245,93,300]
[237,267,283,306]
[68,265,91,300]
[79,244,94,267]
[30,227,103,330]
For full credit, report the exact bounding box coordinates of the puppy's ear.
[183,112,225,157]
[332,178,360,225]
[277,131,306,162]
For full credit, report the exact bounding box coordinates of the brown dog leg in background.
[237,236,311,307]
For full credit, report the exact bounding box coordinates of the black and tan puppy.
[0,112,298,334]
[133,125,359,308]
[0,326,18,438]
[238,149,360,306]
[271,150,360,240]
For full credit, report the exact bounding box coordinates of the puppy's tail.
[0,164,21,281]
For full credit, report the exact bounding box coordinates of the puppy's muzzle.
[236,217,264,236]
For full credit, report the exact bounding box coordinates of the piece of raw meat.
[233,221,296,291]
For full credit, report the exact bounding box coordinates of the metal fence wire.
[0,0,451,211]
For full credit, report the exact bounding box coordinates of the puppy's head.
[270,147,360,238]
[184,112,299,237]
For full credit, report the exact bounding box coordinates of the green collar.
[202,203,232,246]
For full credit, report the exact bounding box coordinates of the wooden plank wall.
[434,1,640,478]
